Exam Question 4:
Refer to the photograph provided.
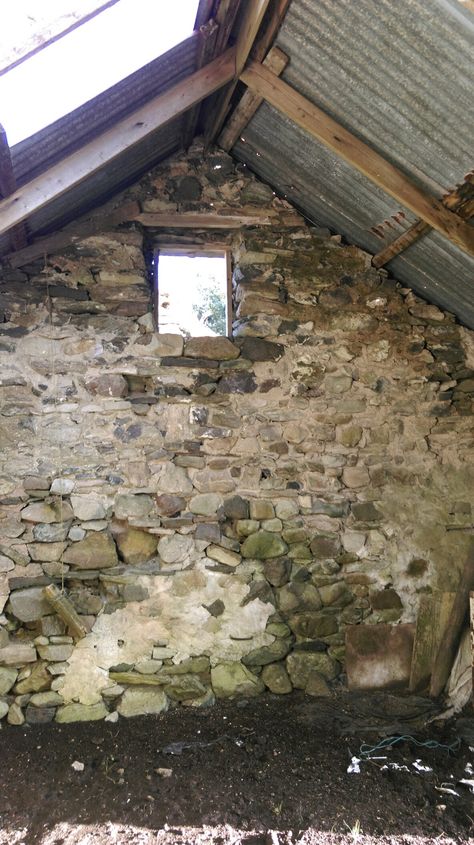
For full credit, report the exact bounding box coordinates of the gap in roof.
[0,0,199,147]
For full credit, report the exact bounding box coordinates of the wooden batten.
[373,172,474,268]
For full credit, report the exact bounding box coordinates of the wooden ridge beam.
[0,48,237,240]
[373,173,474,268]
[204,0,271,149]
[240,61,474,258]
[219,45,288,151]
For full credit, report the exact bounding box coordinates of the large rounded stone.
[14,661,51,693]
[114,494,154,520]
[117,687,169,717]
[155,495,186,516]
[116,529,157,565]
[0,701,9,720]
[211,662,265,698]
[241,531,288,560]
[286,652,339,688]
[158,534,193,564]
[70,496,106,521]
[0,667,17,694]
[263,557,291,587]
[63,532,118,569]
[184,337,240,360]
[288,611,338,638]
[157,464,193,495]
[277,583,322,614]
[21,501,73,524]
[242,639,291,667]
[56,702,108,723]
[318,582,352,607]
[261,663,292,694]
[8,587,51,622]
[189,493,222,516]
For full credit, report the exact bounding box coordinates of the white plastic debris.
[412,759,432,772]
[436,784,459,797]
[465,762,474,775]
[459,779,474,794]
[71,761,84,772]
[381,763,410,772]
[347,757,361,774]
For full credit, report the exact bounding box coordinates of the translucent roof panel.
[0,0,199,145]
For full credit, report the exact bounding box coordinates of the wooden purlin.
[240,61,474,258]
[218,46,288,151]
[373,172,474,268]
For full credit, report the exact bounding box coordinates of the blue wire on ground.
[359,735,461,758]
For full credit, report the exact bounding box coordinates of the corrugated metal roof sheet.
[232,0,474,327]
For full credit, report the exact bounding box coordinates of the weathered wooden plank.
[204,0,271,148]
[430,538,474,698]
[409,593,456,693]
[0,48,237,239]
[240,61,474,258]
[136,208,303,228]
[5,200,140,268]
[219,46,288,151]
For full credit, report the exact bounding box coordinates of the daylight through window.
[156,252,230,338]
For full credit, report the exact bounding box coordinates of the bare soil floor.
[0,691,473,845]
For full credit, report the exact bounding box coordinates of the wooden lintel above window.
[136,208,304,229]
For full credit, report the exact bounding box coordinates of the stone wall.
[0,143,473,725]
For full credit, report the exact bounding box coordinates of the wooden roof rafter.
[239,60,474,258]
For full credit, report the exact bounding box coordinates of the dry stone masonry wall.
[0,144,473,725]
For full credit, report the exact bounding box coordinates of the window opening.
[156,251,230,338]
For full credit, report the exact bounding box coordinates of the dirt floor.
[0,690,473,845]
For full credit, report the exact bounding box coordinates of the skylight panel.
[0,0,199,146]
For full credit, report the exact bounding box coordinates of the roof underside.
[1,0,473,327]
[232,0,474,326]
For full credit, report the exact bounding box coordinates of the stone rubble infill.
[0,141,472,726]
